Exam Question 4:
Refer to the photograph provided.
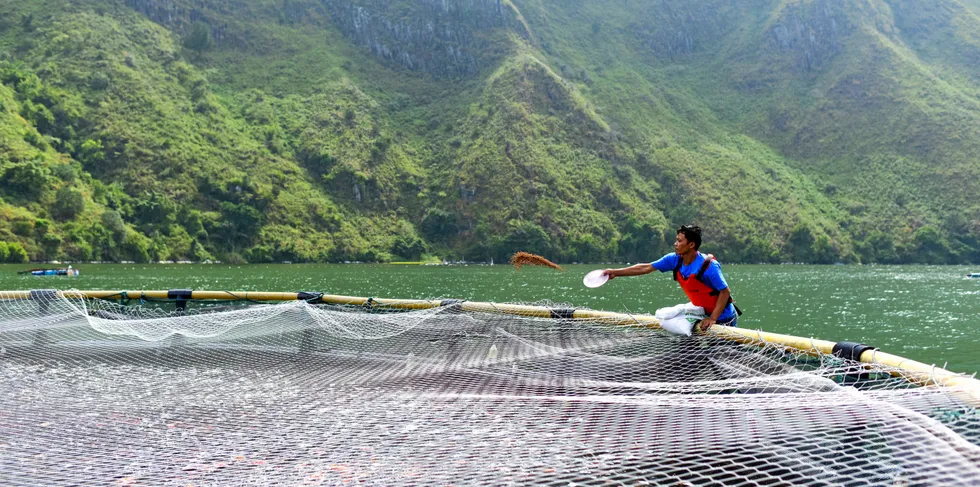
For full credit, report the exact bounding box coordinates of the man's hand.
[602,269,616,280]
[699,317,717,331]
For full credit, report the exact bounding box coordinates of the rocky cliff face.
[124,0,234,45]
[641,0,743,58]
[634,0,850,71]
[124,0,511,76]
[765,0,850,72]
[322,0,508,77]
[124,0,329,48]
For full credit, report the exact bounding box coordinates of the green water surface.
[1,263,977,374]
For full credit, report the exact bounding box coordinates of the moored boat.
[18,265,80,276]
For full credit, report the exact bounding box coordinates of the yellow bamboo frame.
[3,289,978,404]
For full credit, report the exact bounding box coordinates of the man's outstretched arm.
[602,263,654,279]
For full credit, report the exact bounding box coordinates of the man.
[602,224,739,331]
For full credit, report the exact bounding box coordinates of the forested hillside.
[0,0,977,264]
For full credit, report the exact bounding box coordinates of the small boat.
[967,273,980,278]
[18,265,80,276]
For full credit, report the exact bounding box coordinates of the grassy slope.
[733,0,980,252]
[0,0,976,263]
[143,0,679,262]
[515,0,845,254]
[515,0,980,261]
[0,82,93,259]
[0,0,437,262]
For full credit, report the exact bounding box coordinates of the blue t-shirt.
[652,252,735,321]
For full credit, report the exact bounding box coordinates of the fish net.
[0,290,978,486]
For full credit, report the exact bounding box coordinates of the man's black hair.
[677,224,702,250]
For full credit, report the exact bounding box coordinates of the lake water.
[1,263,977,374]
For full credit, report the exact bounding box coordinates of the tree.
[569,234,605,262]
[811,235,839,264]
[867,231,898,264]
[34,218,51,236]
[618,217,665,262]
[183,22,213,53]
[1,160,51,199]
[216,202,262,252]
[785,223,815,262]
[6,242,29,263]
[53,186,85,220]
[179,209,207,240]
[245,245,274,263]
[393,233,426,260]
[741,236,779,263]
[101,210,127,241]
[132,192,177,228]
[122,230,152,263]
[421,208,458,241]
[40,233,63,260]
[77,139,105,167]
[912,225,951,264]
[495,220,552,261]
[11,219,33,236]
[20,13,34,32]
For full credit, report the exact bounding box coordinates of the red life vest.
[672,253,734,313]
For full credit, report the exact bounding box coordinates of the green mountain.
[0,0,977,264]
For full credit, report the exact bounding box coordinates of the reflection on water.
[1,263,977,374]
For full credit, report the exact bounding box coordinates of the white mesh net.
[0,290,977,486]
